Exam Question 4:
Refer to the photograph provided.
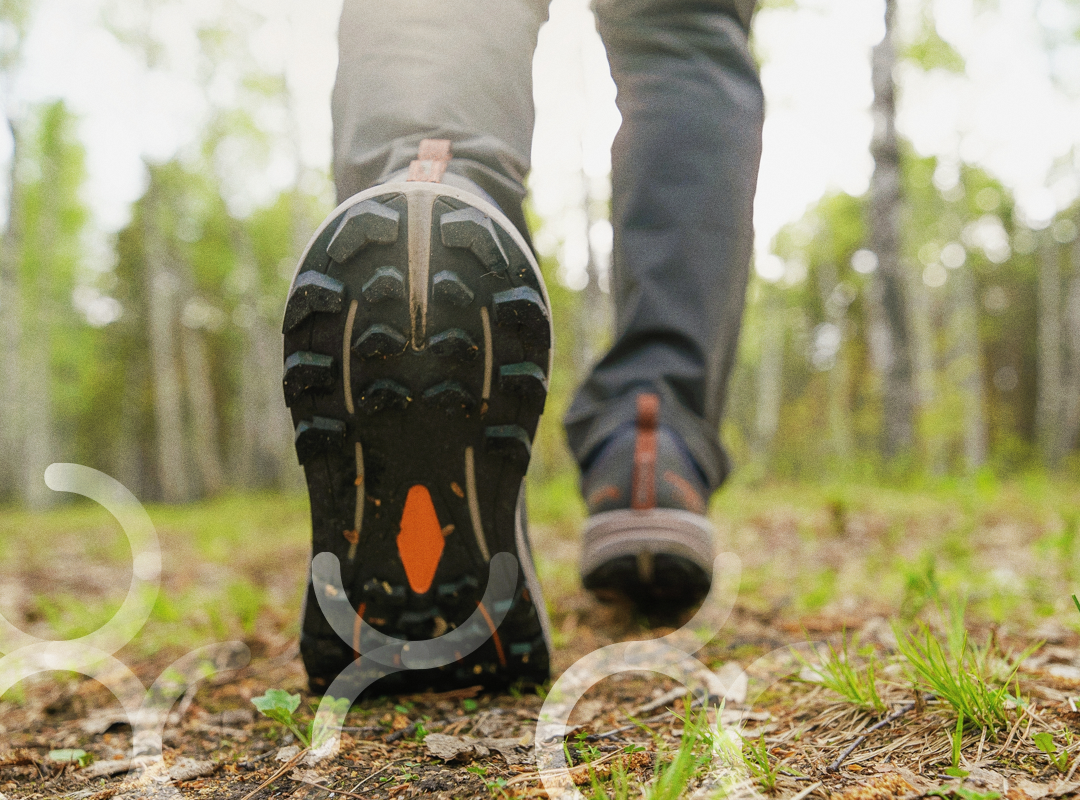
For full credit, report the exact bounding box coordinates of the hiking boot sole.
[283,180,553,696]
[580,509,714,612]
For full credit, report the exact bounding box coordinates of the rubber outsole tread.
[353,323,409,359]
[432,270,475,307]
[362,266,406,303]
[283,351,335,405]
[283,272,346,333]
[439,207,508,270]
[427,328,479,360]
[284,183,552,699]
[294,417,347,463]
[356,379,411,415]
[492,286,551,349]
[327,200,401,263]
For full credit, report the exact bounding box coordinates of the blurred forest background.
[0,0,1079,510]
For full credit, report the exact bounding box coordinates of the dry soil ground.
[2,481,1080,799]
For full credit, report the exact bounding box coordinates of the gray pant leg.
[332,0,548,235]
[563,0,763,492]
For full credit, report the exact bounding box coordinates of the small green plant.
[252,688,312,747]
[485,776,510,798]
[411,718,430,742]
[462,697,479,712]
[644,705,716,800]
[1033,732,1070,772]
[467,764,488,777]
[928,788,1000,800]
[48,749,92,768]
[944,711,969,777]
[741,734,778,792]
[894,623,1029,733]
[588,758,633,800]
[794,635,886,712]
[575,732,604,763]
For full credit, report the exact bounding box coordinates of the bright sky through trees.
[1,0,1078,285]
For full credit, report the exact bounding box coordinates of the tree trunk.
[948,265,987,472]
[0,120,23,499]
[21,119,59,510]
[231,226,297,490]
[817,263,854,463]
[181,323,224,495]
[753,289,784,461]
[142,185,193,503]
[1059,229,1080,458]
[907,268,941,472]
[1036,235,1063,466]
[867,0,915,461]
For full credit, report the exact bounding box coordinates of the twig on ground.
[384,722,418,743]
[293,775,368,798]
[352,759,405,791]
[238,747,307,800]
[789,780,824,800]
[826,700,921,773]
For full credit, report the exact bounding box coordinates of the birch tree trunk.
[1036,235,1063,467]
[817,263,854,463]
[753,290,784,461]
[948,265,987,472]
[867,0,915,460]
[21,117,59,509]
[1059,230,1080,458]
[142,184,193,502]
[181,322,224,495]
[0,120,23,498]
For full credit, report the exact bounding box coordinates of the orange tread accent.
[396,485,446,594]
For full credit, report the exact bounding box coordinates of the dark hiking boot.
[580,393,714,614]
[282,141,552,696]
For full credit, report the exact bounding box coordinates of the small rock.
[426,733,487,761]
[168,758,216,782]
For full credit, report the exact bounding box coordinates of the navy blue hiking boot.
[282,141,552,696]
[580,393,715,614]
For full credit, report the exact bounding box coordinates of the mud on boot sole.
[283,181,553,697]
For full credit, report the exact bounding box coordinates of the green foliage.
[794,635,886,712]
[740,733,779,792]
[893,623,1027,733]
[948,711,966,773]
[48,749,92,767]
[1032,731,1070,772]
[929,788,1000,800]
[251,688,310,747]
